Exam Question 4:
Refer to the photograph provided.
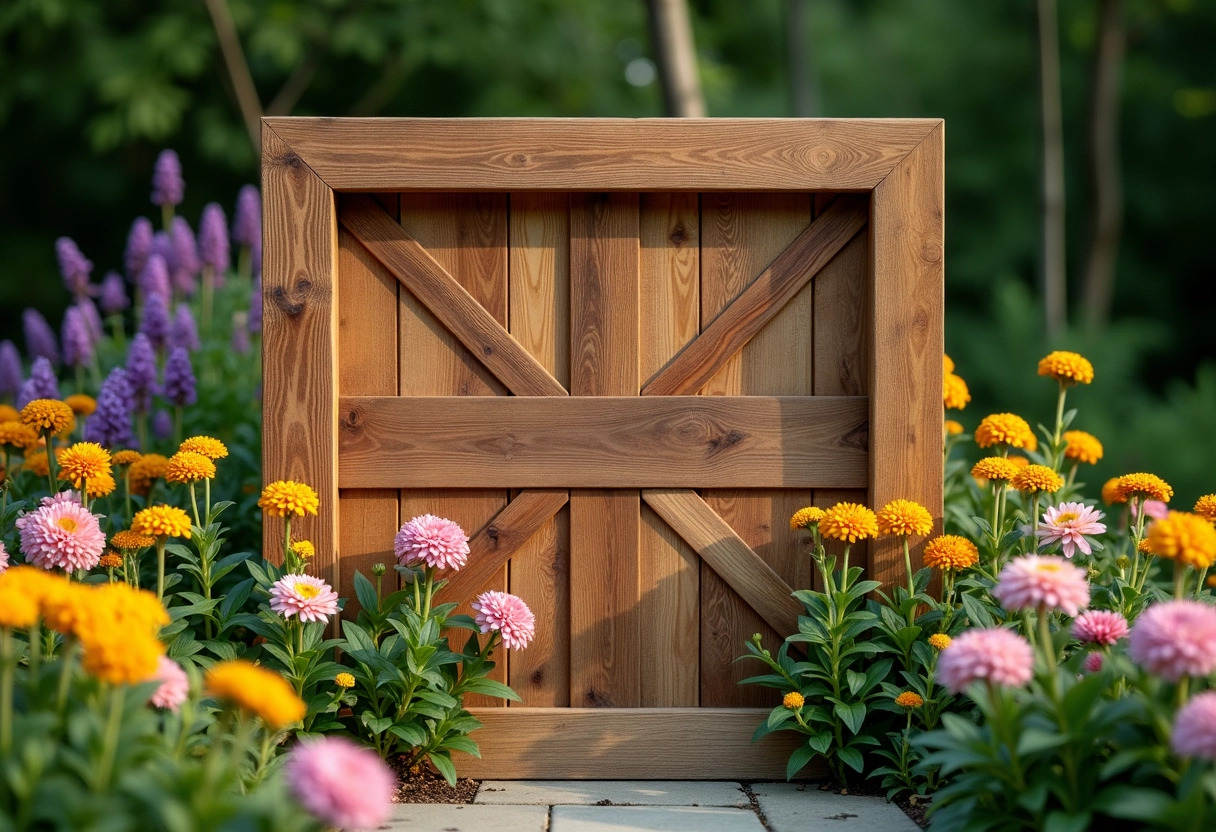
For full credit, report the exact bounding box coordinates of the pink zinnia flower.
[15,498,105,571]
[471,590,536,650]
[1072,610,1129,646]
[1083,652,1103,673]
[42,491,82,507]
[150,656,190,712]
[0,540,8,574]
[992,555,1090,616]
[394,514,469,571]
[269,573,340,624]
[1129,600,1216,682]
[1133,499,1170,521]
[285,737,396,830]
[937,628,1035,694]
[1036,501,1106,558]
[1173,691,1216,760]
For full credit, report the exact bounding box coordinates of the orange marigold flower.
[179,435,229,460]
[895,691,924,709]
[20,449,50,477]
[1147,512,1216,570]
[1115,473,1174,504]
[820,503,879,543]
[64,394,97,417]
[1101,477,1126,505]
[111,450,143,467]
[877,499,934,538]
[0,420,39,450]
[0,566,64,628]
[133,505,192,539]
[944,419,964,437]
[99,552,123,569]
[290,540,315,561]
[975,413,1038,451]
[1063,430,1104,465]
[165,451,216,484]
[971,457,1020,483]
[20,399,74,435]
[259,480,319,518]
[943,354,955,375]
[84,471,116,498]
[1038,351,1095,386]
[1012,465,1064,495]
[928,633,952,650]
[790,506,825,531]
[1008,455,1031,469]
[1138,538,1156,556]
[923,535,979,571]
[111,530,156,551]
[0,405,17,422]
[205,660,306,730]
[1193,495,1216,522]
[783,691,805,710]
[128,453,169,497]
[944,373,971,410]
[57,442,112,488]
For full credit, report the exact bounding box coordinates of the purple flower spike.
[139,253,171,301]
[199,202,230,279]
[152,408,173,440]
[61,306,94,369]
[125,217,155,281]
[251,235,262,279]
[56,237,93,298]
[163,347,197,407]
[152,231,176,273]
[0,341,22,399]
[125,333,160,414]
[231,312,250,354]
[140,292,171,352]
[152,149,184,208]
[170,216,200,297]
[100,272,129,316]
[248,276,262,333]
[85,367,136,448]
[17,357,59,408]
[22,308,59,366]
[171,304,200,352]
[77,299,103,345]
[232,185,261,247]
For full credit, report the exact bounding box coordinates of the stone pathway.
[382,781,920,831]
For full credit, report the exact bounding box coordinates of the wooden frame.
[262,118,943,779]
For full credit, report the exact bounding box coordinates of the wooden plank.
[569,193,640,709]
[508,193,571,706]
[260,125,339,589]
[870,126,945,588]
[338,395,868,489]
[638,193,700,707]
[341,194,567,397]
[458,707,818,779]
[643,195,867,397]
[267,117,941,192]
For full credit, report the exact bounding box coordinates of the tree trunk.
[787,0,820,117]
[646,0,706,117]
[1081,0,1125,329]
[1037,0,1068,337]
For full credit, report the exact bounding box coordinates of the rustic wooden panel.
[267,117,940,192]
[508,192,571,706]
[569,193,640,708]
[338,395,868,489]
[261,125,339,587]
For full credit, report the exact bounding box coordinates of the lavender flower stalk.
[125,333,159,447]
[77,298,104,346]
[139,253,171,302]
[171,304,200,352]
[125,217,155,282]
[163,347,196,444]
[85,367,136,450]
[231,312,250,354]
[55,237,93,299]
[22,308,59,367]
[140,292,170,352]
[170,216,200,298]
[152,409,173,441]
[151,149,184,228]
[233,184,260,278]
[100,272,129,316]
[16,357,59,409]
[61,306,94,380]
[199,202,229,333]
[248,276,262,334]
[0,341,22,401]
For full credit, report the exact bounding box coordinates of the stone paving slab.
[383,803,548,832]
[550,805,766,832]
[751,783,920,832]
[476,780,748,806]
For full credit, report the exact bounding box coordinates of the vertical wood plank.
[698,193,814,708]
[261,126,339,591]
[870,128,945,589]
[508,193,571,706]
[569,193,641,708]
[638,193,700,707]
[398,193,510,706]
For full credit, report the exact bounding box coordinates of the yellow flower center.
[57,517,78,533]
[294,583,320,600]
[1055,512,1079,524]
[1036,562,1062,573]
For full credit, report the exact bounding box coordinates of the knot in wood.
[486,525,500,544]
[270,278,312,317]
[531,669,544,684]
[341,407,361,432]
[668,225,688,247]
[706,429,746,457]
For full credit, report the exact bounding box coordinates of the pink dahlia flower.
[150,656,190,712]
[0,540,8,574]
[1129,600,1216,682]
[471,590,536,650]
[15,498,105,571]
[1083,652,1103,673]
[1173,691,1216,760]
[269,573,340,624]
[992,555,1090,616]
[1072,610,1129,646]
[1133,499,1170,521]
[394,514,469,571]
[937,628,1034,694]
[285,736,396,830]
[1036,501,1106,558]
[42,491,82,507]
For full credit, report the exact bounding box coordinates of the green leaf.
[361,713,393,735]
[354,571,380,615]
[845,670,866,696]
[1044,811,1092,832]
[766,707,796,730]
[808,731,833,754]
[443,735,481,758]
[1016,729,1068,756]
[342,620,377,654]
[459,678,522,702]
[837,746,864,773]
[387,723,426,747]
[428,752,457,786]
[785,742,816,781]
[833,701,866,735]
[1093,787,1173,821]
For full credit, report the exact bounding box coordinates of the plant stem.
[188,483,201,528]
[0,629,14,755]
[95,686,125,792]
[902,537,915,596]
[283,516,292,568]
[124,470,132,524]
[156,539,167,600]
[56,637,77,715]
[1175,566,1188,600]
[421,567,435,620]
[44,430,58,492]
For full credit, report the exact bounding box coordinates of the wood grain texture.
[341,193,567,397]
[338,395,868,489]
[266,117,940,192]
[459,707,816,779]
[260,125,339,587]
[644,195,867,397]
[506,500,570,706]
[870,125,945,589]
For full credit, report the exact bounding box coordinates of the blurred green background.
[1,0,1213,499]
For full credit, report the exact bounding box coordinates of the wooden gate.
[262,119,943,779]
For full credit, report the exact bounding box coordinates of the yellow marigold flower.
[0,404,17,422]
[877,499,934,537]
[179,435,229,460]
[133,505,193,540]
[1101,477,1126,505]
[99,552,123,569]
[21,449,50,477]
[0,420,39,450]
[782,691,805,710]
[1012,465,1064,495]
[335,672,356,689]
[91,583,170,635]
[1038,351,1095,386]
[1063,430,1103,465]
[165,451,216,484]
[944,419,964,436]
[128,453,170,497]
[1193,495,1216,522]
[789,506,825,531]
[20,399,74,435]
[0,566,65,628]
[57,442,112,488]
[928,633,952,650]
[943,354,955,375]
[1115,473,1174,504]
[111,529,156,551]
[111,450,143,467]
[820,502,879,543]
[1138,538,1156,556]
[81,632,163,685]
[291,539,316,560]
[1147,512,1216,570]
[943,373,971,410]
[971,457,1020,483]
[84,471,117,498]
[259,480,320,518]
[1208,575,1216,590]
[975,413,1038,451]
[64,394,97,417]
[923,535,979,571]
[895,691,924,709]
[1008,455,1031,469]
[206,660,307,730]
